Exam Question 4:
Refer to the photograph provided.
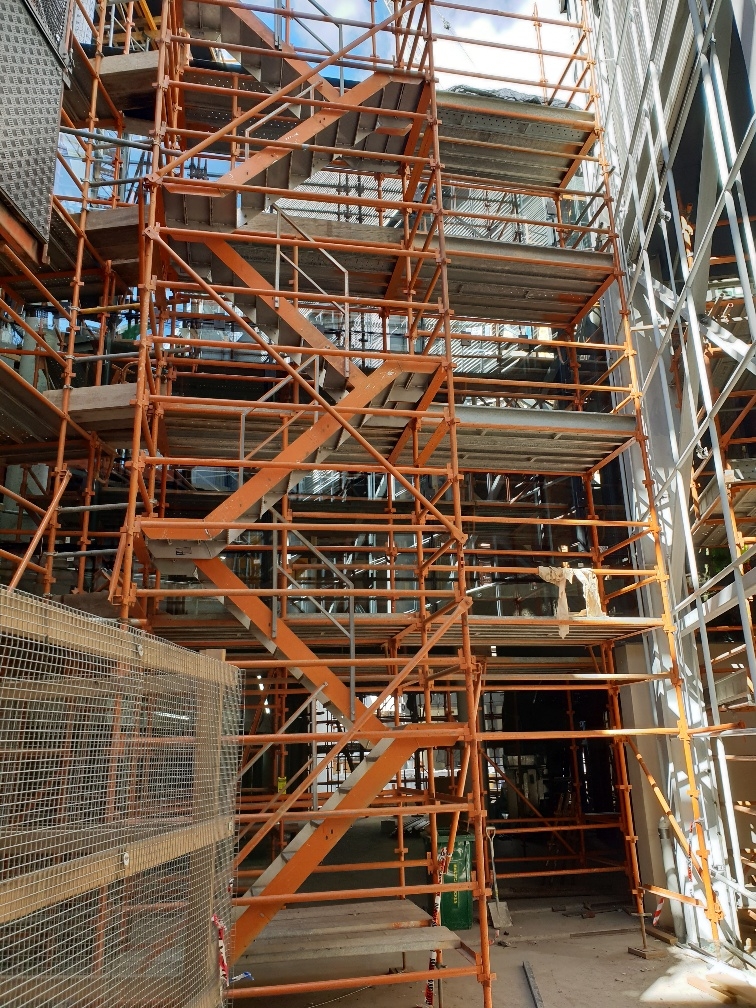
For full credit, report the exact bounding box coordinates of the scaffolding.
[0,0,752,1002]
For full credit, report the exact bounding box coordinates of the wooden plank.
[705,967,756,1002]
[0,815,232,924]
[261,901,431,939]
[687,975,737,1003]
[569,926,637,938]
[240,925,461,964]
[522,961,545,1008]
[262,915,432,939]
[627,945,667,960]
[645,924,677,945]
[270,902,431,923]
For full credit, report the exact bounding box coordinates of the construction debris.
[522,961,546,1008]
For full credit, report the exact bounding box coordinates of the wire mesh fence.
[0,586,240,1008]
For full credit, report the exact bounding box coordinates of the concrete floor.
[244,906,737,1006]
[237,821,748,1006]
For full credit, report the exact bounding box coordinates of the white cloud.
[432,2,584,103]
[255,0,585,104]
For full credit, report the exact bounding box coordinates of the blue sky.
[285,0,581,102]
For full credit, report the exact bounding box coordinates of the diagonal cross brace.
[154,0,426,185]
[205,236,356,383]
[214,72,396,191]
[166,73,396,198]
[202,358,408,528]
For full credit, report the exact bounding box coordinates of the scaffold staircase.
[229,732,425,960]
[145,354,440,568]
[142,108,454,960]
[188,556,456,963]
[249,738,397,897]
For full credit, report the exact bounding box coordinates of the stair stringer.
[194,556,382,733]
[194,352,428,531]
[250,736,396,895]
[190,560,431,964]
[210,72,396,192]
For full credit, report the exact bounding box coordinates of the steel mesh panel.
[0,587,240,1008]
[0,0,65,241]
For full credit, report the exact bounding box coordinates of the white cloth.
[573,568,603,618]
[537,566,605,637]
[538,565,573,638]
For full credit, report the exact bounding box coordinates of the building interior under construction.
[2,0,756,1005]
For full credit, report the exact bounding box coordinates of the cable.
[307,986,373,1007]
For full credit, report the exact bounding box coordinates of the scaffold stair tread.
[263,900,431,934]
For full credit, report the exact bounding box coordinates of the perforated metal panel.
[0,0,67,241]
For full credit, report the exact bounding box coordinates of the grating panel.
[25,0,69,48]
[0,587,241,1008]
[0,0,66,241]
